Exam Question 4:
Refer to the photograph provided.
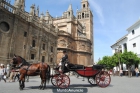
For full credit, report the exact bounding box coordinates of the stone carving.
[58,39,67,47]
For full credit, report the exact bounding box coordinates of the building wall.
[0,1,57,66]
[127,23,140,55]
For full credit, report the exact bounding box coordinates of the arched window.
[31,54,35,60]
[24,32,27,37]
[83,4,85,8]
[42,56,45,62]
[82,13,84,18]
[51,46,53,52]
[32,40,36,47]
[42,43,45,50]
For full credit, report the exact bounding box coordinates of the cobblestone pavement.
[0,75,140,93]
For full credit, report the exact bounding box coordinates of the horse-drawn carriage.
[51,62,111,88]
[11,55,111,90]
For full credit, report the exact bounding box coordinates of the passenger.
[120,69,123,77]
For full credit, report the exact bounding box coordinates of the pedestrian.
[135,67,139,77]
[13,69,20,81]
[120,69,123,77]
[8,68,15,82]
[0,65,6,82]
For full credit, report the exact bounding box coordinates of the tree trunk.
[128,66,131,78]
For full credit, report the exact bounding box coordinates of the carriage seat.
[68,63,84,70]
[93,65,104,70]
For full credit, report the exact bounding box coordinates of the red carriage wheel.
[51,74,59,86]
[88,77,96,85]
[56,74,70,88]
[95,71,111,88]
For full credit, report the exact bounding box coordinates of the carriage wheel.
[88,77,96,85]
[95,71,111,88]
[56,74,70,88]
[51,74,59,86]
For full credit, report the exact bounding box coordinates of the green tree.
[98,56,117,69]
[121,51,140,77]
[97,51,140,77]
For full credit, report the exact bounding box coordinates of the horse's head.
[11,54,23,67]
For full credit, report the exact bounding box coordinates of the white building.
[111,19,140,71]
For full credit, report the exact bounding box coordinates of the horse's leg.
[19,74,24,90]
[22,76,25,88]
[42,78,46,90]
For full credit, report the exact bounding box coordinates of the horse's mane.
[18,56,30,66]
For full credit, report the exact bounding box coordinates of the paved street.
[0,75,140,93]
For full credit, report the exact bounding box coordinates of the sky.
[10,0,140,62]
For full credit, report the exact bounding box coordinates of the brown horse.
[11,55,50,90]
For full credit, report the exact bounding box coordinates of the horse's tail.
[46,65,50,84]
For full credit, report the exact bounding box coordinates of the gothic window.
[42,56,45,62]
[31,54,35,60]
[24,32,27,37]
[78,15,79,19]
[79,15,81,19]
[32,40,36,47]
[51,46,53,52]
[42,43,45,50]
[83,4,85,8]
[82,13,84,18]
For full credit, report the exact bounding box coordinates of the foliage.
[97,51,140,69]
[121,51,140,66]
[98,56,117,69]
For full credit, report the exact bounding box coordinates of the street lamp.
[117,45,121,76]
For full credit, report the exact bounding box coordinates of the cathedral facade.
[53,0,94,65]
[0,0,93,66]
[0,0,58,66]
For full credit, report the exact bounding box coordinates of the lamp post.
[117,45,121,76]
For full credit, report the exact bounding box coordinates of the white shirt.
[0,68,4,75]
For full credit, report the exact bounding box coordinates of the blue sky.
[11,0,140,62]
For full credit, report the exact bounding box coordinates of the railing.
[0,0,16,13]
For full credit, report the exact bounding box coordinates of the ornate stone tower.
[77,0,93,41]
[77,0,94,64]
